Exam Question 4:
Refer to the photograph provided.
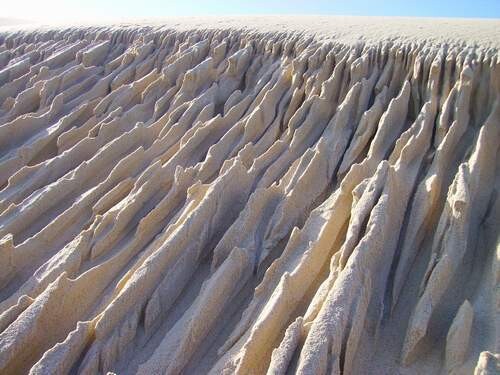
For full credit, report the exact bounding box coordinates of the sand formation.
[0,18,499,375]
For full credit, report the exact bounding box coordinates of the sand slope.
[0,17,499,375]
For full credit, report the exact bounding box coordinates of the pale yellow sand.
[0,16,498,375]
[1,15,500,47]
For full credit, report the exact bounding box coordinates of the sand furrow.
[0,18,498,374]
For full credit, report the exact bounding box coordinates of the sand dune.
[0,17,498,375]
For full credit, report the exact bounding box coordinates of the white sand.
[1,15,500,47]
[0,16,498,375]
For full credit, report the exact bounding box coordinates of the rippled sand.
[0,17,499,375]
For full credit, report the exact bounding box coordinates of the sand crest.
[0,16,498,375]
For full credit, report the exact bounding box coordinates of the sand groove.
[0,22,499,374]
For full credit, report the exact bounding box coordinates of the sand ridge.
[1,16,500,47]
[0,17,498,374]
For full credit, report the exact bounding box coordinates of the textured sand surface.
[0,17,499,375]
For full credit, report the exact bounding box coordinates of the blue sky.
[3,0,500,21]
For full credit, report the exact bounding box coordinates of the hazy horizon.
[3,0,500,23]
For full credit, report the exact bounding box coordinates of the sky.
[2,0,500,22]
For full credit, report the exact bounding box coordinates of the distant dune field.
[0,16,499,375]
